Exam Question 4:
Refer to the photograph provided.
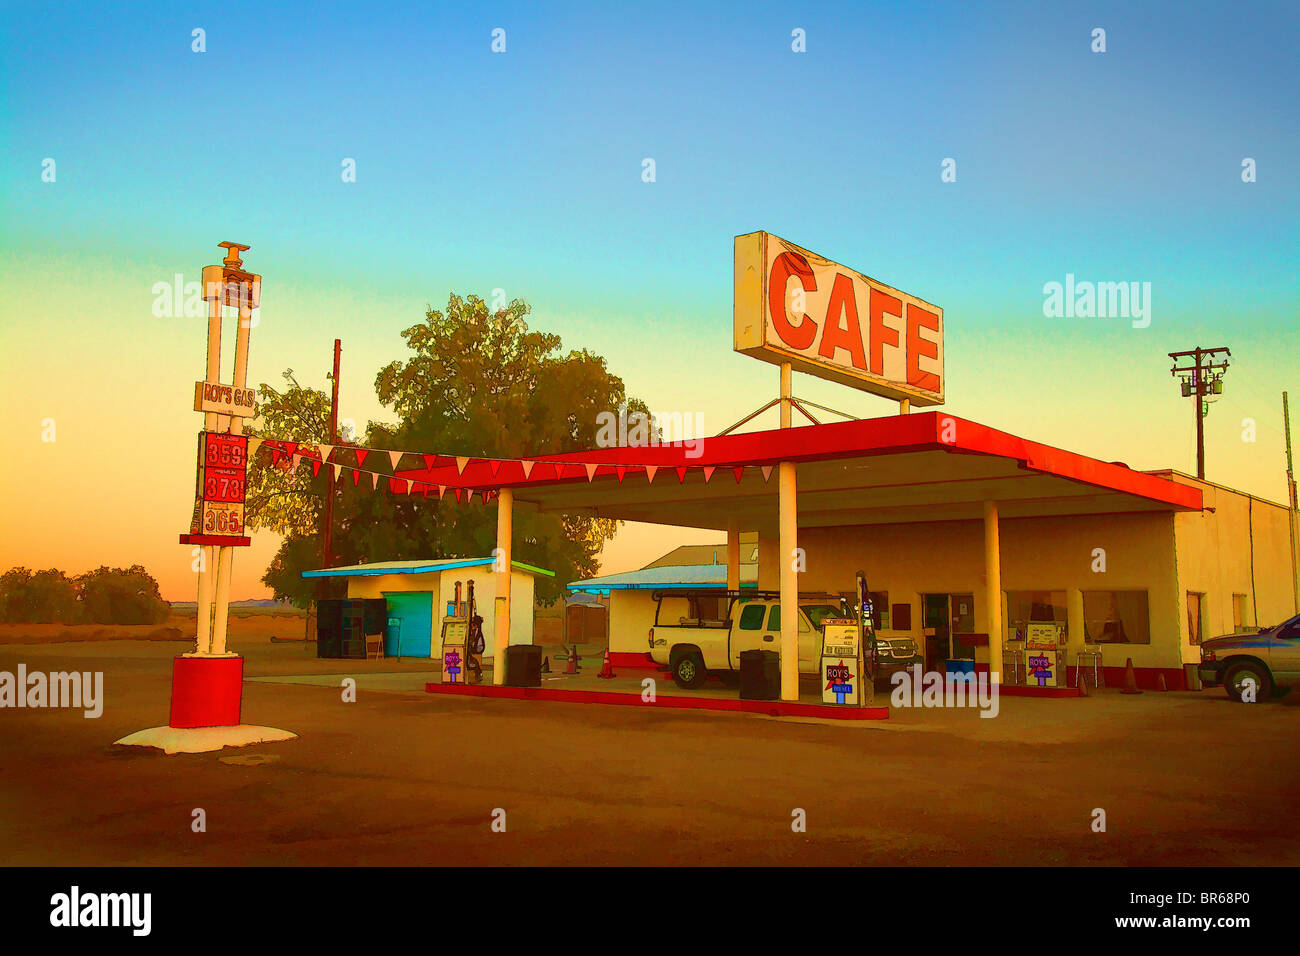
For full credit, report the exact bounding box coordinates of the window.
[802,605,841,630]
[693,594,724,622]
[766,606,810,632]
[1006,591,1067,642]
[1232,593,1251,633]
[1186,591,1205,646]
[737,603,766,630]
[891,603,912,631]
[1083,590,1151,644]
[866,591,890,630]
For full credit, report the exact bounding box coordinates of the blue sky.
[1,0,1296,594]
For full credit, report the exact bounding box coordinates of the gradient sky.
[1,0,1296,600]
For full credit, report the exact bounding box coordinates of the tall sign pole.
[118,242,294,752]
[321,339,342,574]
[1285,392,1299,613]
[1169,346,1230,479]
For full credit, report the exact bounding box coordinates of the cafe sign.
[734,231,944,406]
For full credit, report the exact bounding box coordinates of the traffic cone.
[597,648,616,679]
[1155,673,1168,692]
[565,646,579,674]
[540,655,550,674]
[1120,658,1143,695]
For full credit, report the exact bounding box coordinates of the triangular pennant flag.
[351,468,361,487]
[455,456,469,474]
[423,454,437,470]
[370,472,378,490]
[437,485,446,499]
[521,460,535,479]
[615,466,626,483]
[733,466,744,483]
[387,450,403,470]
[282,441,299,459]
[389,477,407,494]
[291,454,303,473]
[408,480,421,496]
[310,459,322,478]
[319,444,335,462]
[489,459,503,477]
[453,488,462,503]
[247,437,263,460]
[481,490,491,504]
[761,465,773,482]
[703,466,715,482]
[675,466,687,483]
[645,465,658,483]
[355,448,369,469]
[584,463,598,481]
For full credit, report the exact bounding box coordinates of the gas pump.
[465,580,485,684]
[819,570,874,706]
[438,581,470,684]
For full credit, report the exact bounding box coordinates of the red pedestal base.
[170,656,243,728]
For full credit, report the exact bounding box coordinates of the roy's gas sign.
[733,231,944,405]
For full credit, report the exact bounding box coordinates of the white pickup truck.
[647,589,847,688]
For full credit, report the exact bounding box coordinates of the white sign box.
[734,231,944,405]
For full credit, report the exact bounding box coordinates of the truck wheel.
[671,651,707,689]
[1224,662,1272,703]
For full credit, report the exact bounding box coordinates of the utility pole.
[1285,392,1299,613]
[322,338,342,572]
[1169,346,1230,479]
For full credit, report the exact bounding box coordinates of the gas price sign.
[197,432,247,503]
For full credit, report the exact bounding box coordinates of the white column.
[1067,587,1085,683]
[984,500,1003,684]
[493,488,513,685]
[780,363,792,427]
[779,461,798,701]
[210,547,234,655]
[193,293,223,656]
[726,522,740,591]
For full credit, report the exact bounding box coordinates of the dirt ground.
[2,626,1298,866]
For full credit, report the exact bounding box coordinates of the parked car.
[1197,612,1300,702]
[647,589,919,688]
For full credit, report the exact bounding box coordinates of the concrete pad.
[113,724,297,755]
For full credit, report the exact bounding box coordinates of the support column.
[779,461,798,701]
[899,399,910,415]
[210,547,234,655]
[757,531,779,591]
[983,500,1003,684]
[726,522,740,592]
[1067,587,1085,683]
[493,487,513,685]
[780,362,792,427]
[193,293,223,657]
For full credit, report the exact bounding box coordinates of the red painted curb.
[424,682,890,720]
[170,656,243,728]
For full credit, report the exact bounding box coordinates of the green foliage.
[254,293,649,606]
[0,565,169,625]
[78,565,170,625]
[244,373,335,537]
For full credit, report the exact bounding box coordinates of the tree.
[0,567,81,624]
[253,293,650,606]
[77,565,170,625]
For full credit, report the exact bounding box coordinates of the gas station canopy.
[395,412,1202,530]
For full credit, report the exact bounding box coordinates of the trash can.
[504,644,544,687]
[739,649,781,700]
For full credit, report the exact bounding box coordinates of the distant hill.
[170,599,292,609]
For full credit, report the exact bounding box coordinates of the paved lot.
[2,636,1298,866]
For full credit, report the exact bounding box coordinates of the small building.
[303,558,553,658]
[569,548,758,664]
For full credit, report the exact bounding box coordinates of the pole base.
[171,655,243,728]
[114,724,297,755]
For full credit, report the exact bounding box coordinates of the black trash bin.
[738,649,781,700]
[504,644,544,687]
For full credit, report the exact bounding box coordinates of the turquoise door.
[383,592,434,658]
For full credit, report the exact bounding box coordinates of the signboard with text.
[734,231,944,405]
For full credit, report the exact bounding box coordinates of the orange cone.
[597,647,616,679]
[1120,657,1143,695]
[1155,673,1168,692]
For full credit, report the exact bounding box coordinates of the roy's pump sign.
[733,231,944,405]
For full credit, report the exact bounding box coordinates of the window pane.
[767,606,781,631]
[738,603,766,630]
[1083,590,1150,645]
